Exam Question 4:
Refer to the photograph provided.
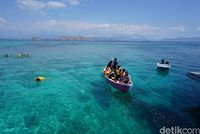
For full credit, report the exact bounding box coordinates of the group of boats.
[103,58,200,92]
[3,53,31,58]
[3,54,198,91]
[103,58,170,92]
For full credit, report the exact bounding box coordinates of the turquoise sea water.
[0,40,200,134]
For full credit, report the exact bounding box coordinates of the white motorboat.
[157,63,170,69]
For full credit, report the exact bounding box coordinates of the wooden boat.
[104,74,133,92]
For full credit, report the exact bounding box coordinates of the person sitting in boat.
[111,58,118,70]
[17,52,23,58]
[119,69,125,79]
[165,61,169,64]
[122,71,130,84]
[107,60,112,68]
[118,68,123,79]
[161,59,165,64]
[107,58,118,70]
[114,65,121,80]
[108,71,116,80]
[104,66,112,76]
[122,69,127,77]
[27,53,31,57]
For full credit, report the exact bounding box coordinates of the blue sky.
[0,0,200,39]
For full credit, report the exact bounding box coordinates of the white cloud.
[31,19,160,38]
[46,1,66,8]
[0,17,6,24]
[67,0,80,5]
[1,18,190,39]
[170,26,185,32]
[17,0,45,10]
[17,0,66,11]
[197,27,200,31]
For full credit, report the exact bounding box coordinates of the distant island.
[31,36,150,42]
[32,37,43,41]
[32,36,93,41]
[162,37,200,42]
[30,36,200,42]
[60,36,92,41]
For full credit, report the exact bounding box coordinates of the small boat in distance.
[157,59,170,70]
[187,72,200,82]
[104,74,133,92]
[4,53,10,57]
[17,52,31,58]
[157,63,170,69]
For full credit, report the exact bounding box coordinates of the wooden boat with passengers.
[103,66,133,92]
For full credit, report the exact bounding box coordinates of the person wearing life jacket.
[17,52,23,58]
[104,66,112,76]
[35,77,45,81]
[123,69,126,77]
[119,68,125,79]
[108,71,116,80]
[105,59,112,75]
[115,65,121,80]
[122,71,130,84]
[103,66,107,75]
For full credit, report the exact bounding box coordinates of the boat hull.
[105,75,132,92]
[157,63,170,70]
[187,72,200,82]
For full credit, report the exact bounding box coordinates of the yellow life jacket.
[116,69,120,75]
[119,70,123,77]
[35,77,45,81]
[123,72,126,77]
[17,53,22,58]
[111,76,116,80]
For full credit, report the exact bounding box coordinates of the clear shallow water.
[0,40,200,134]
